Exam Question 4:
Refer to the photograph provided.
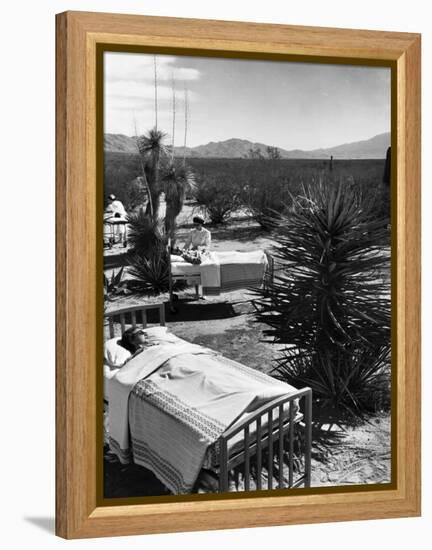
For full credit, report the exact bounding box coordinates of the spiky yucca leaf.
[127,253,170,295]
[273,345,390,418]
[126,210,166,258]
[136,127,168,218]
[136,127,168,157]
[125,210,178,295]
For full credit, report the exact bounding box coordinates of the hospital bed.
[103,214,128,248]
[103,303,312,494]
[167,239,275,309]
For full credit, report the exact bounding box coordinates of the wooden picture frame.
[56,11,421,539]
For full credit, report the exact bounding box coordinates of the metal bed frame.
[104,303,312,492]
[167,239,275,312]
[103,216,128,249]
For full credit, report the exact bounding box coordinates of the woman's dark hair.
[119,327,139,353]
[193,216,205,225]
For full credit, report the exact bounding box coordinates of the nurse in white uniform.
[106,194,128,245]
[183,216,211,252]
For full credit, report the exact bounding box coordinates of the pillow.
[143,326,168,337]
[170,254,186,263]
[104,337,132,367]
[144,326,181,345]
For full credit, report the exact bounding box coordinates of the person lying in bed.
[118,327,154,356]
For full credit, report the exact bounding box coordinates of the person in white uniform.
[183,216,211,252]
[106,194,127,217]
[106,194,128,245]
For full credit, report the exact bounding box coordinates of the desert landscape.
[102,52,392,497]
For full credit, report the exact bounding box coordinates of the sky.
[104,51,391,151]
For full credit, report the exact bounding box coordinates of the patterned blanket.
[108,342,296,494]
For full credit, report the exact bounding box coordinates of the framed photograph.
[56,11,421,539]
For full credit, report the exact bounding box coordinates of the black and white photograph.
[102,51,392,498]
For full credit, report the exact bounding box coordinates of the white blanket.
[215,249,267,265]
[199,251,220,289]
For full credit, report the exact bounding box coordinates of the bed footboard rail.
[104,303,166,338]
[218,387,312,492]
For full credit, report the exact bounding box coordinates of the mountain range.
[104,131,390,160]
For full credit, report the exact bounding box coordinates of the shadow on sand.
[164,300,238,323]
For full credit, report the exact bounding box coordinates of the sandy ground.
[103,205,391,496]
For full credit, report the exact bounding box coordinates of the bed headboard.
[104,303,166,339]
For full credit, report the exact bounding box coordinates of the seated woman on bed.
[183,216,211,253]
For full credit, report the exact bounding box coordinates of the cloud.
[104,52,201,83]
[104,52,199,131]
[106,80,196,100]
[104,55,196,139]
[105,81,197,119]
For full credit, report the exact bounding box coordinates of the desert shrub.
[105,154,389,223]
[241,176,295,229]
[253,180,391,418]
[194,175,241,224]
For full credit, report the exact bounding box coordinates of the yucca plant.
[103,266,125,299]
[126,210,166,258]
[162,161,196,244]
[125,209,169,295]
[127,253,170,295]
[136,127,167,218]
[254,180,391,418]
[276,345,391,418]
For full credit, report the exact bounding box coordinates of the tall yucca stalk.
[171,74,176,162]
[254,180,391,417]
[153,55,158,131]
[132,56,167,218]
[183,85,189,166]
